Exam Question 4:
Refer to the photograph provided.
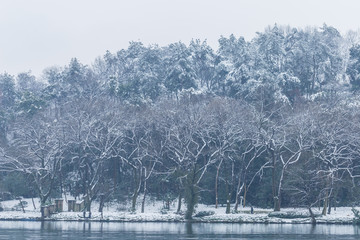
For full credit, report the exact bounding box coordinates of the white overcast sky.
[1,0,360,77]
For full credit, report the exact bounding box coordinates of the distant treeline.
[1,24,360,219]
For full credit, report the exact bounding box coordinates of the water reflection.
[309,224,316,235]
[185,222,193,235]
[1,221,360,237]
[82,222,91,232]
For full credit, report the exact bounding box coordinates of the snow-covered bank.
[0,198,357,224]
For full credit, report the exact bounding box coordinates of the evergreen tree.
[347,44,360,91]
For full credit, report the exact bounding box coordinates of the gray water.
[0,221,359,239]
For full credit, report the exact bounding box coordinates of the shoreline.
[0,214,355,225]
[0,219,354,224]
[1,199,357,225]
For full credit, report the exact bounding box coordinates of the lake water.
[0,221,359,239]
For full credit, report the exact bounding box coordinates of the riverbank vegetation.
[1,24,360,219]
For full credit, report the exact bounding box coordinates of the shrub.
[194,211,215,218]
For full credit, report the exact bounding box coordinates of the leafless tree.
[0,113,65,218]
[62,96,125,218]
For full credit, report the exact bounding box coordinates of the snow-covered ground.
[0,197,357,224]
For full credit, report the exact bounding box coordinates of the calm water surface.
[0,221,359,239]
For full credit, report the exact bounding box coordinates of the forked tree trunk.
[309,207,317,225]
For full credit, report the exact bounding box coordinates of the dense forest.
[2,24,360,219]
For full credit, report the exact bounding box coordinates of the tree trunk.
[274,192,281,212]
[215,159,223,209]
[32,197,36,210]
[177,193,182,213]
[141,172,147,213]
[274,196,280,212]
[185,183,197,220]
[333,172,338,211]
[274,167,285,212]
[19,199,25,213]
[113,160,119,187]
[185,193,195,219]
[215,169,219,209]
[141,195,146,213]
[40,196,47,219]
[84,195,92,218]
[243,184,247,208]
[131,191,139,212]
[309,207,317,225]
[322,177,330,216]
[322,191,328,216]
[60,168,64,199]
[64,191,68,204]
[232,162,244,212]
[270,149,278,211]
[234,178,243,212]
[131,168,141,212]
[225,181,231,214]
[88,201,92,218]
[40,196,46,208]
[185,170,198,220]
[98,194,105,219]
